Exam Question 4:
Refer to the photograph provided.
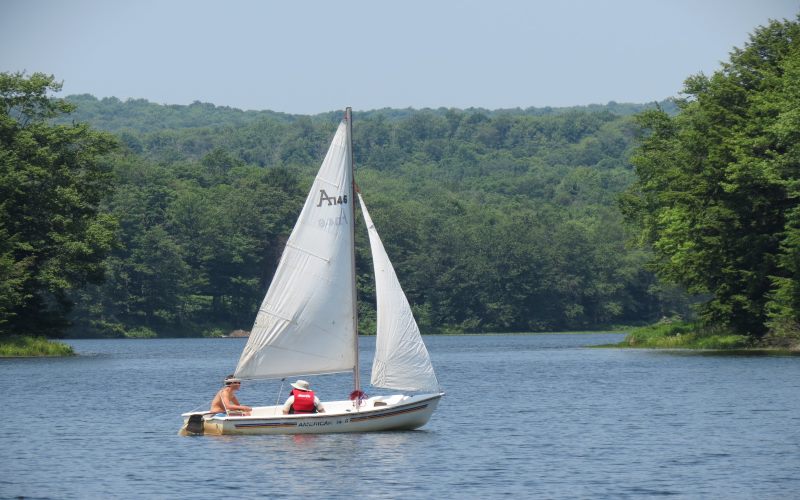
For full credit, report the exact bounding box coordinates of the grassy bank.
[617,322,752,349]
[0,336,75,357]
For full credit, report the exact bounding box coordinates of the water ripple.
[1,334,798,499]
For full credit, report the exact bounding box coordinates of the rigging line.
[167,396,214,421]
[244,342,350,362]
[220,383,229,414]
[275,377,286,406]
[236,368,356,382]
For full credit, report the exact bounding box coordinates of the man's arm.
[223,393,252,412]
[282,396,294,415]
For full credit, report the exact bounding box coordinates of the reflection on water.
[1,334,799,498]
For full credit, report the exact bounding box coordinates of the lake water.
[1,334,799,499]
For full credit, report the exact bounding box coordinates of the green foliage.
[68,149,306,337]
[202,327,226,338]
[59,94,296,133]
[124,326,156,339]
[621,18,800,340]
[761,318,800,349]
[620,321,750,349]
[45,88,685,336]
[0,335,74,356]
[0,72,118,337]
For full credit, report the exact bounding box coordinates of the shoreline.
[607,322,800,354]
[0,336,75,358]
[595,343,800,355]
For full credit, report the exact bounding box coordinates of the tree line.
[77,96,693,337]
[3,70,694,338]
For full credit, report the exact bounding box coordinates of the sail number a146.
[317,190,348,207]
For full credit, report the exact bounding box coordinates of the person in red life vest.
[282,380,325,414]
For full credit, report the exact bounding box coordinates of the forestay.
[235,121,356,379]
[358,194,439,393]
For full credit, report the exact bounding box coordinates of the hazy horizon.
[2,0,797,114]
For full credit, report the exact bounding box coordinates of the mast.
[346,107,360,394]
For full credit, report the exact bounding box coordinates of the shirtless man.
[210,375,252,415]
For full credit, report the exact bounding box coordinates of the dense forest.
[2,71,695,338]
[3,18,798,347]
[72,95,695,337]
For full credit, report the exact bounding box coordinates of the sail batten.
[284,242,331,263]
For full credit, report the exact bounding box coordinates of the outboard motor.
[184,414,205,435]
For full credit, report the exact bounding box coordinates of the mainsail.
[358,194,439,393]
[235,121,356,379]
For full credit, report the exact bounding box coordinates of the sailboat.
[181,108,443,435]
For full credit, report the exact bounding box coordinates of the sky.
[1,0,798,114]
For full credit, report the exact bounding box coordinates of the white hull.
[181,393,442,436]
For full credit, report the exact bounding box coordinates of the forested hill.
[63,94,296,132]
[63,94,676,132]
[54,96,688,338]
